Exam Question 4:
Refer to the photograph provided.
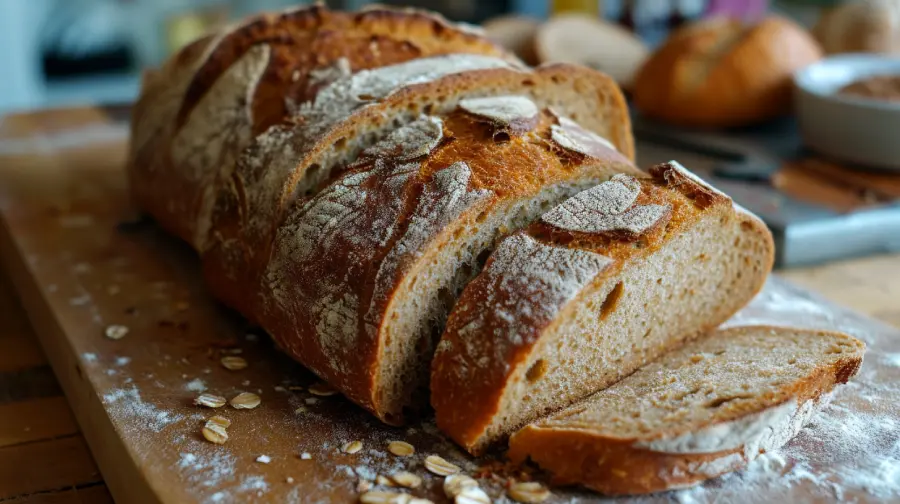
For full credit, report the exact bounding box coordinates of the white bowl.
[794,54,900,172]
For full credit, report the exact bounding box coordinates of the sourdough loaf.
[632,16,822,128]
[431,161,775,454]
[507,326,865,495]
[201,60,636,319]
[256,98,639,424]
[127,4,515,252]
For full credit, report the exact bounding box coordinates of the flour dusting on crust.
[458,95,539,135]
[357,116,444,162]
[541,175,670,235]
[170,44,272,250]
[550,112,618,157]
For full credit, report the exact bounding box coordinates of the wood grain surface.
[0,106,898,504]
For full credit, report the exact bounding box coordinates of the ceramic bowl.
[794,54,900,172]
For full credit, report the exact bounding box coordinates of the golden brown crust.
[431,162,772,455]
[128,4,515,249]
[632,16,822,128]
[507,327,865,495]
[253,105,634,424]
[201,63,636,320]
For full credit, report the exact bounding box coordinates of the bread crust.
[128,4,516,250]
[632,16,822,128]
[431,162,775,454]
[201,63,636,320]
[507,326,865,495]
[254,104,636,424]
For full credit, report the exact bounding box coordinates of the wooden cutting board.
[1,107,898,504]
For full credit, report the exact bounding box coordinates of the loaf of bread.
[632,16,822,128]
[431,161,774,454]
[128,5,638,424]
[507,326,865,495]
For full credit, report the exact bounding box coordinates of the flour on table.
[102,387,182,433]
[184,378,207,392]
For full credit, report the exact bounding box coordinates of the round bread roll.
[633,16,823,128]
[535,13,650,90]
[482,15,541,66]
[814,0,900,55]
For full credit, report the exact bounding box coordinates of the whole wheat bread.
[507,325,865,495]
[431,161,775,454]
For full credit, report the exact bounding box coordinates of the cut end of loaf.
[507,325,865,495]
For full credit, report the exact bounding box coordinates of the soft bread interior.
[537,326,864,438]
[375,179,606,422]
[475,207,772,451]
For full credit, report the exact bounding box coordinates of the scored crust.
[256,100,637,424]
[128,4,516,250]
[431,161,776,455]
[201,61,636,320]
[507,326,865,495]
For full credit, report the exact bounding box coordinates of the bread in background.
[633,16,823,128]
[814,0,900,55]
[482,15,541,65]
[535,13,650,90]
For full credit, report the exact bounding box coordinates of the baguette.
[507,326,865,495]
[128,4,515,251]
[256,98,639,424]
[431,161,774,454]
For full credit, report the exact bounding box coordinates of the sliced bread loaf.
[431,161,775,454]
[201,61,635,318]
[256,99,639,424]
[128,4,515,250]
[507,325,866,495]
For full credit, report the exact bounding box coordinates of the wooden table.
[1,107,898,503]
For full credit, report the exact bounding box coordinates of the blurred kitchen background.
[0,0,837,115]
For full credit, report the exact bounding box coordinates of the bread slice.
[507,325,865,495]
[535,14,649,90]
[202,61,636,319]
[128,4,515,251]
[482,15,541,65]
[431,161,775,454]
[255,99,640,424]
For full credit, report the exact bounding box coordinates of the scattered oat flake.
[444,474,479,497]
[230,392,261,409]
[425,455,460,476]
[456,487,491,504]
[342,440,363,454]
[508,481,550,503]
[194,393,226,408]
[357,480,374,492]
[308,382,337,396]
[305,397,318,405]
[220,356,248,370]
[359,491,411,504]
[410,499,435,504]
[104,325,129,340]
[295,406,308,414]
[286,476,294,484]
[300,452,312,460]
[274,386,286,392]
[387,440,415,457]
[376,474,395,487]
[201,417,229,444]
[391,471,422,489]
[256,455,271,464]
[288,385,304,391]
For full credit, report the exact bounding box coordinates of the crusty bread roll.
[632,16,823,128]
[431,161,774,454]
[814,0,900,55]
[535,13,650,90]
[508,326,865,495]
